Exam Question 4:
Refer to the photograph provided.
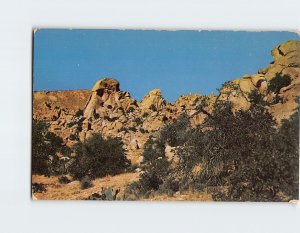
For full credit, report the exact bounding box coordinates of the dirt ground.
[32,172,213,201]
[32,172,139,200]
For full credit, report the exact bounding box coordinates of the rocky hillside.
[33,40,300,164]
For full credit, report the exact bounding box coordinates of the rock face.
[217,40,300,121]
[33,40,300,164]
[140,89,167,111]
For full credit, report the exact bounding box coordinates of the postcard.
[32,29,299,201]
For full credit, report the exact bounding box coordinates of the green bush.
[70,133,130,180]
[80,176,93,189]
[142,112,149,118]
[160,113,191,147]
[142,138,165,163]
[125,90,299,201]
[32,183,47,193]
[133,117,143,125]
[268,73,291,94]
[69,134,79,141]
[104,115,118,122]
[75,109,84,118]
[149,104,157,112]
[189,93,298,201]
[67,121,77,128]
[139,128,149,134]
[125,138,171,198]
[120,127,129,133]
[93,109,100,119]
[32,119,67,175]
[58,175,71,184]
[128,127,137,132]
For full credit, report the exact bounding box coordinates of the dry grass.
[32,172,213,201]
[32,172,139,200]
[146,192,212,201]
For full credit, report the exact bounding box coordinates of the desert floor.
[32,173,212,201]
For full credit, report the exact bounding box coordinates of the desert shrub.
[160,113,191,147]
[67,117,85,129]
[93,109,100,119]
[126,160,171,198]
[67,121,77,128]
[69,134,79,141]
[125,89,299,201]
[76,125,83,132]
[142,112,149,118]
[58,175,71,184]
[127,127,137,132]
[70,133,130,180]
[126,107,135,113]
[275,110,299,198]
[149,104,157,112]
[133,117,143,125]
[217,80,241,93]
[191,92,299,201]
[32,183,47,193]
[119,127,129,133]
[104,115,119,122]
[139,128,149,134]
[125,114,198,198]
[157,179,180,196]
[125,138,171,198]
[142,138,165,163]
[32,120,67,175]
[268,73,291,94]
[80,176,93,189]
[75,109,84,118]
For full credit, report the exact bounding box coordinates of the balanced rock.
[92,78,120,93]
[84,78,120,118]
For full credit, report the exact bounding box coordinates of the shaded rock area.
[33,40,300,164]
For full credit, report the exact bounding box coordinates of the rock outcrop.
[217,40,300,121]
[140,89,167,111]
[33,40,300,164]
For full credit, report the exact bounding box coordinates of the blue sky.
[33,29,299,102]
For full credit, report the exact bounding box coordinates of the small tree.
[128,137,171,197]
[32,119,66,175]
[160,113,191,147]
[193,92,299,201]
[70,133,130,179]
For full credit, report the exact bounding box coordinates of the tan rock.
[250,74,265,87]
[140,89,167,111]
[229,95,251,111]
[239,78,256,94]
[91,78,120,92]
[271,40,300,66]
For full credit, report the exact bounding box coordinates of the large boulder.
[140,89,167,111]
[239,77,256,94]
[264,40,300,81]
[91,78,120,92]
[271,40,300,67]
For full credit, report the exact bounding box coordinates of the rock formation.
[33,40,300,164]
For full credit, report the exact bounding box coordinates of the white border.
[0,0,299,233]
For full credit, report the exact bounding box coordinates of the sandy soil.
[32,172,139,200]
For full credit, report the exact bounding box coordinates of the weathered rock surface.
[140,89,167,111]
